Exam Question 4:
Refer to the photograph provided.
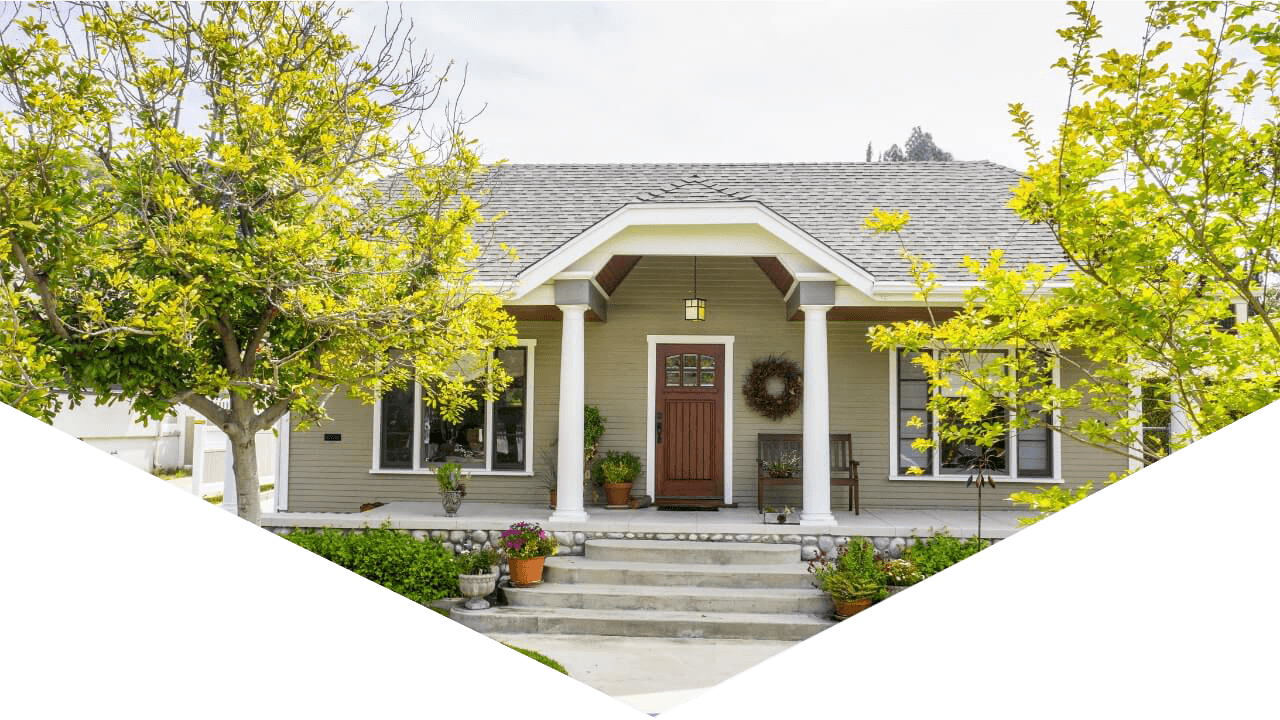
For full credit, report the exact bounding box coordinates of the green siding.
[286,255,1123,512]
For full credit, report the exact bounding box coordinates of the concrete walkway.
[483,632,797,715]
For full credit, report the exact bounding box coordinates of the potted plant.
[500,521,558,587]
[455,546,500,610]
[760,505,797,524]
[597,450,642,508]
[766,450,801,478]
[436,462,468,516]
[583,406,606,504]
[537,443,558,509]
[880,557,923,596]
[808,537,887,619]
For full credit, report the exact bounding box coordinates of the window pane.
[683,367,698,386]
[701,355,715,370]
[666,355,681,370]
[899,380,928,409]
[683,353,698,367]
[700,370,715,387]
[898,350,927,380]
[899,410,928,438]
[666,369,681,386]
[939,403,1007,475]
[897,349,933,475]
[422,388,486,469]
[379,384,414,469]
[492,347,527,471]
[898,441,929,475]
[1017,440,1049,476]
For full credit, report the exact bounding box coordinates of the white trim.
[513,202,878,299]
[645,334,735,504]
[369,340,537,474]
[870,279,1070,304]
[553,271,611,300]
[887,347,1064,484]
[274,412,290,512]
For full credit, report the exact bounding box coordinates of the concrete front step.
[503,582,834,615]
[543,556,817,589]
[451,605,838,641]
[585,539,801,565]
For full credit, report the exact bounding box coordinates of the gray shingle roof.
[398,161,1065,287]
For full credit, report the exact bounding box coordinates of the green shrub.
[503,643,569,675]
[285,522,460,604]
[597,450,642,485]
[903,530,989,577]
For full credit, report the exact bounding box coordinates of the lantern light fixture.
[684,257,706,321]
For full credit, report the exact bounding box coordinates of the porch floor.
[264,502,1035,539]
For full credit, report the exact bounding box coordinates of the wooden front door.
[655,343,724,505]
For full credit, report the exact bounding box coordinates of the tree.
[1,2,517,524]
[867,2,1280,522]
[878,126,954,161]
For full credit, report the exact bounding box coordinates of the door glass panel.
[699,355,715,386]
[683,353,698,367]
[683,367,698,386]
[666,355,681,386]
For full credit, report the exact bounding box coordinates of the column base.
[799,512,836,526]
[548,509,590,523]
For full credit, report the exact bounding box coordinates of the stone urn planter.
[886,585,910,597]
[603,482,632,508]
[440,490,464,517]
[458,570,498,610]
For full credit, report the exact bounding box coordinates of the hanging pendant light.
[684,256,706,321]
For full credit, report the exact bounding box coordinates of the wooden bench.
[757,433,860,515]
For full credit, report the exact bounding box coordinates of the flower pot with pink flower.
[500,521,558,587]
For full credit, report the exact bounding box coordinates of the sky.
[343,1,1152,170]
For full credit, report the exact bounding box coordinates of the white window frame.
[370,339,536,476]
[887,346,1063,483]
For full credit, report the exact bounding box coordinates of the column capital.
[556,303,590,313]
[797,304,834,313]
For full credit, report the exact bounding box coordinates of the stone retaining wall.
[264,524,999,561]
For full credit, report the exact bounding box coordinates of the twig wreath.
[743,355,803,420]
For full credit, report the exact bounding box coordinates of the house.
[274,161,1123,524]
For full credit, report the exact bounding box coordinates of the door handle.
[656,411,663,444]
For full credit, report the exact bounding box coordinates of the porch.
[262,502,1033,545]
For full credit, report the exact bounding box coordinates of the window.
[1139,380,1172,465]
[891,348,1058,481]
[373,341,534,474]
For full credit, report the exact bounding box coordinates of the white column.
[550,304,589,522]
[800,304,835,526]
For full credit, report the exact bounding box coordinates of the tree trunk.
[229,432,262,526]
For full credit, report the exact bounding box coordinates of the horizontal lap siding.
[585,256,804,505]
[287,254,1126,513]
[286,322,560,513]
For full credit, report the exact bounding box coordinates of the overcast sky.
[343,1,1150,170]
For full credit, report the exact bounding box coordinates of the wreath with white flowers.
[743,355,803,420]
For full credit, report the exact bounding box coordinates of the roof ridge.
[634,172,755,202]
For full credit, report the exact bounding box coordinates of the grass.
[503,643,569,675]
[203,483,274,505]
[151,468,191,483]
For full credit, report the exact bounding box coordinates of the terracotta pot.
[508,556,547,587]
[833,597,874,619]
[604,482,633,507]
[549,490,557,510]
